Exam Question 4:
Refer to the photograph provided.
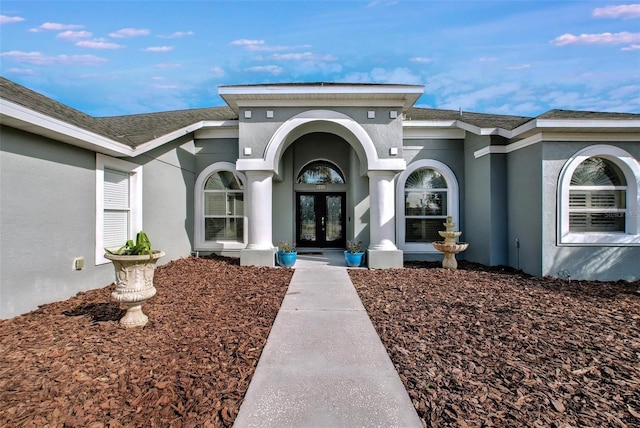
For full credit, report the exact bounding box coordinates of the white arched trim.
[557,145,640,245]
[235,109,406,175]
[194,162,248,251]
[396,159,460,252]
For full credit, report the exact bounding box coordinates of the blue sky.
[1,1,639,117]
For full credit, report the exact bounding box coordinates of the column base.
[367,249,404,269]
[241,248,276,267]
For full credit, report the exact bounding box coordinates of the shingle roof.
[1,76,237,147]
[2,77,638,150]
[0,76,124,141]
[97,107,237,147]
[406,107,533,131]
[537,109,640,120]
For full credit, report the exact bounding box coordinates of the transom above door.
[296,192,346,248]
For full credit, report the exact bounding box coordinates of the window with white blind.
[558,145,640,245]
[568,157,626,232]
[96,154,142,264]
[194,163,247,251]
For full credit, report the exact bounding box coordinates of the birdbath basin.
[432,216,469,269]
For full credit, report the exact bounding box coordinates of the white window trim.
[396,160,460,252]
[194,162,247,251]
[95,154,143,265]
[557,145,640,246]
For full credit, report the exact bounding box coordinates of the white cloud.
[155,63,182,69]
[57,30,92,41]
[478,57,499,62]
[551,31,640,45]
[230,39,310,52]
[155,84,179,90]
[30,22,83,32]
[366,1,398,8]
[410,57,434,63]
[210,66,225,77]
[109,28,150,38]
[343,67,422,85]
[622,44,640,51]
[593,4,640,19]
[245,65,284,74]
[506,64,531,70]
[6,67,35,75]
[142,46,173,52]
[231,39,265,48]
[438,83,522,111]
[158,31,194,39]
[1,50,107,65]
[270,52,337,61]
[0,15,25,24]
[76,39,123,49]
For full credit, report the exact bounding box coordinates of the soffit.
[219,83,424,113]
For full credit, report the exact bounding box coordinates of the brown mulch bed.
[0,256,292,428]
[350,261,640,428]
[3,256,639,427]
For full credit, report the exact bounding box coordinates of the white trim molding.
[396,159,460,253]
[236,109,406,175]
[194,162,248,252]
[95,154,143,265]
[474,132,640,159]
[557,145,640,246]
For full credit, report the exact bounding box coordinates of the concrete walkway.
[233,251,422,428]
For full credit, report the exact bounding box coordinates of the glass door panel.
[298,194,317,244]
[296,193,345,248]
[325,195,343,244]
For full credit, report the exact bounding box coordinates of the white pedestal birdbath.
[432,216,469,269]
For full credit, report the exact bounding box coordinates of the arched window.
[558,145,640,245]
[195,163,246,250]
[569,157,626,232]
[297,161,345,184]
[396,160,459,251]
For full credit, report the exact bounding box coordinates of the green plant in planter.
[106,231,154,256]
[277,241,296,253]
[104,231,164,328]
[346,240,363,253]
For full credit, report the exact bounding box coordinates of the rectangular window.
[96,155,142,264]
[203,189,244,242]
[405,218,443,243]
[404,191,448,242]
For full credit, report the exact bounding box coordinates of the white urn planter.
[105,251,165,328]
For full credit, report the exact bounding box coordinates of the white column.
[368,170,398,250]
[245,170,274,250]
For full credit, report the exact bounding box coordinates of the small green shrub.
[105,231,154,256]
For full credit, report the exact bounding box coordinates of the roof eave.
[1,99,134,157]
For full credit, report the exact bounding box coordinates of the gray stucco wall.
[507,144,543,276]
[463,134,509,266]
[1,127,116,318]
[238,106,402,162]
[0,127,197,319]
[195,138,239,178]
[541,141,640,281]
[133,136,196,261]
